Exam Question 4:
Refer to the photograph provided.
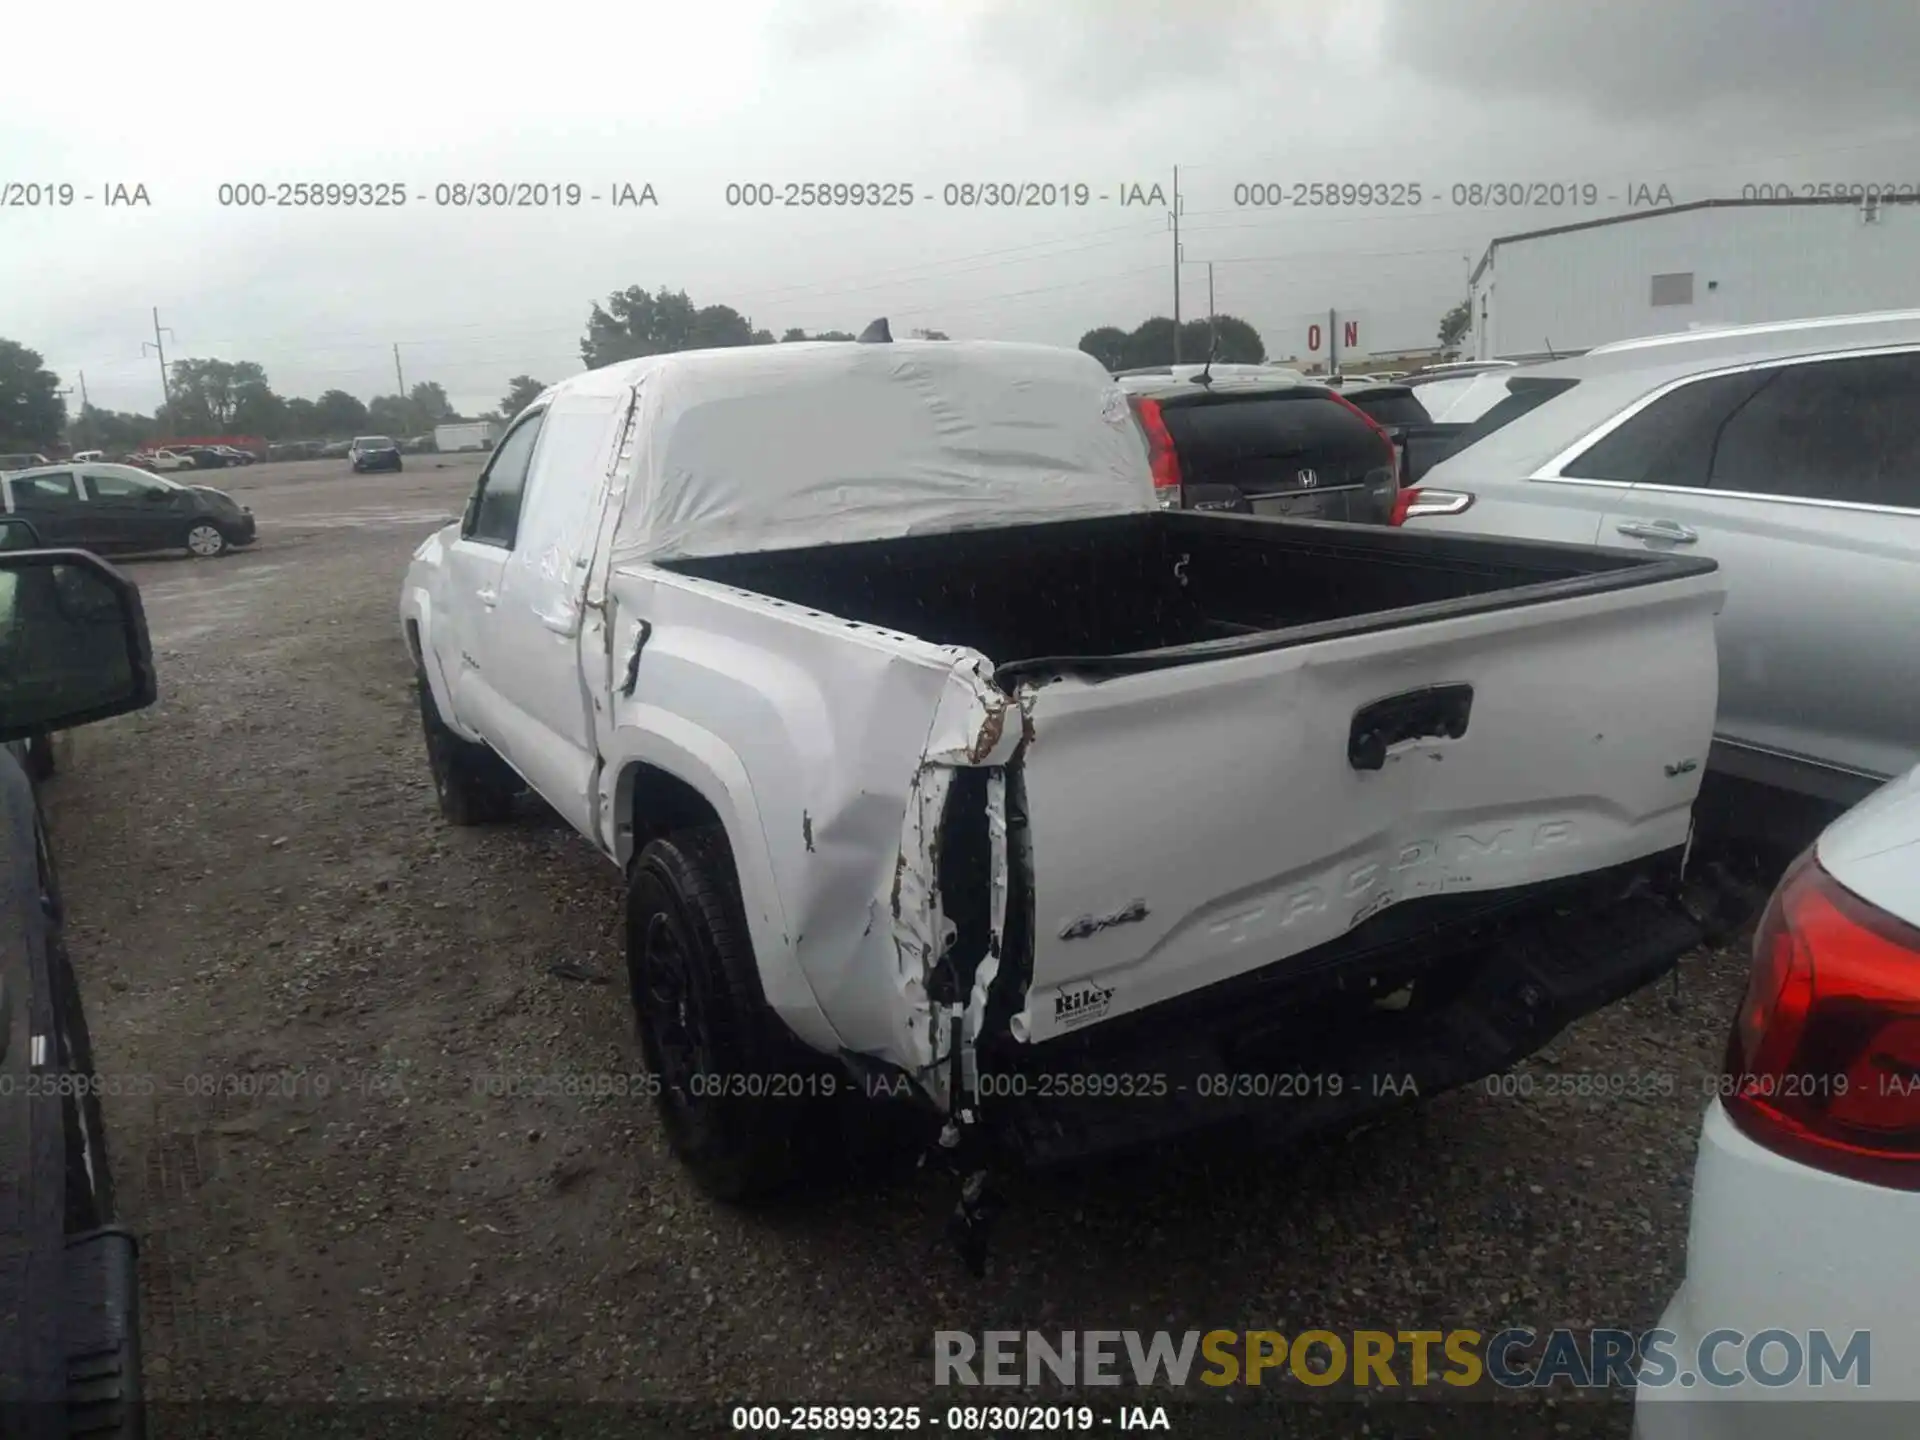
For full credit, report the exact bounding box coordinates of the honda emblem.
[1297,468,1318,488]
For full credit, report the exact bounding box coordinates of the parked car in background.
[1407,360,1518,379]
[1399,309,1920,819]
[174,446,235,470]
[2,463,255,559]
[1115,363,1310,384]
[210,445,255,466]
[70,450,106,464]
[318,440,353,459]
[0,534,156,1428]
[1633,763,1920,1437]
[134,448,196,473]
[349,436,403,473]
[432,420,501,453]
[1118,368,1401,523]
[1399,368,1526,426]
[402,335,1723,1265]
[403,434,436,454]
[0,454,51,472]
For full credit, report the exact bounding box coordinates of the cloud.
[1380,0,1920,125]
[765,0,902,61]
[967,0,1339,108]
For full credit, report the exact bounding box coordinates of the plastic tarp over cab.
[597,340,1156,564]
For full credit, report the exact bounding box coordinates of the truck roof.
[562,339,1156,563]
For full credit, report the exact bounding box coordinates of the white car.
[139,448,196,472]
[1634,763,1920,1437]
[71,450,105,464]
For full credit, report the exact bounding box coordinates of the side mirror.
[0,517,42,553]
[0,549,158,742]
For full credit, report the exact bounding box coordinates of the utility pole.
[1206,262,1216,353]
[142,307,174,435]
[1169,165,1184,364]
[78,371,89,413]
[1462,253,1475,358]
[1328,307,1339,379]
[393,342,406,397]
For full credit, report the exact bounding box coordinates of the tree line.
[0,338,550,452]
[1076,315,1269,370]
[577,285,947,368]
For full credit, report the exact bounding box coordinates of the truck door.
[440,411,546,749]
[480,389,626,843]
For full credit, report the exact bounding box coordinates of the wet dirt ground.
[41,455,1755,1437]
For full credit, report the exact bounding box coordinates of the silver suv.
[1399,309,1920,810]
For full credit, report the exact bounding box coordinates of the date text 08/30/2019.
[729,1404,1172,1431]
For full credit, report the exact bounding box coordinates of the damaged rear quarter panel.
[603,569,1014,1086]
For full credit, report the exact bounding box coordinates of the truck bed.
[663,510,1712,678]
[664,509,1722,1055]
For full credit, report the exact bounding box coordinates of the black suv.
[349,436,403,473]
[1121,373,1400,524]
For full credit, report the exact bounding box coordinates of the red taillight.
[1389,486,1474,526]
[1723,850,1920,1188]
[1131,396,1183,506]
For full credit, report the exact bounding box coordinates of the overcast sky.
[4,0,1917,417]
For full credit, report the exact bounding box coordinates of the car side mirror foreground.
[0,517,40,553]
[0,549,158,743]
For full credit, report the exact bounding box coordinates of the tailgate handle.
[1349,684,1474,771]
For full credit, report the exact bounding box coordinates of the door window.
[1707,353,1920,509]
[1560,371,1771,486]
[85,469,166,500]
[8,472,80,511]
[462,413,546,548]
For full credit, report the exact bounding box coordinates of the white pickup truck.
[401,334,1723,1256]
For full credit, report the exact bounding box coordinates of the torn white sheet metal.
[962,771,1010,1101]
[581,340,1153,564]
[601,571,1016,1083]
[891,764,956,1105]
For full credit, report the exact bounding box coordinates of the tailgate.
[1007,569,1722,1044]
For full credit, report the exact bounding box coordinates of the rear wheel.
[415,670,520,824]
[626,826,822,1200]
[184,521,228,558]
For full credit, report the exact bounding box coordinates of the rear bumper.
[981,849,1698,1168]
[353,454,403,472]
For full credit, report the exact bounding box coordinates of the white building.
[1468,196,1920,362]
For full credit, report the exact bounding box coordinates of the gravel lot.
[40,455,1756,1436]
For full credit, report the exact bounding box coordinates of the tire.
[415,670,519,824]
[626,826,819,1201]
[184,521,228,558]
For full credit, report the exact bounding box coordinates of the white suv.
[1399,309,1920,813]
